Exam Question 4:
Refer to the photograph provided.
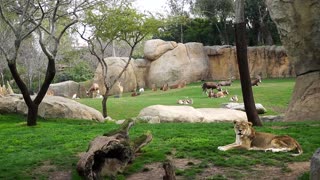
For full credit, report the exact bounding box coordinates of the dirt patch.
[127,158,201,180]
[32,161,71,180]
[127,160,310,180]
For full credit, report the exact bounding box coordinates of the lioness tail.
[291,140,303,157]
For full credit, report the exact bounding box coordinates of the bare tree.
[78,2,161,117]
[0,0,88,126]
[234,0,262,126]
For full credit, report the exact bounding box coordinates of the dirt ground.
[126,159,310,180]
[36,158,309,180]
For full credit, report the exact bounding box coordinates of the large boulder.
[196,108,248,122]
[221,103,267,114]
[284,72,320,121]
[94,57,138,95]
[132,58,150,88]
[0,95,104,122]
[265,0,320,121]
[48,80,80,98]
[146,42,209,87]
[144,39,178,61]
[311,148,320,180]
[137,105,247,123]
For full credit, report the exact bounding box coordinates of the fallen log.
[77,119,152,179]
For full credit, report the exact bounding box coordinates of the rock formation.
[94,57,138,95]
[92,40,297,96]
[221,103,267,114]
[144,39,178,61]
[265,0,320,121]
[0,94,104,122]
[137,105,247,123]
[48,80,80,98]
[205,45,294,80]
[311,148,320,180]
[146,40,209,87]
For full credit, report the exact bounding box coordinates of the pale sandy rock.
[222,103,267,114]
[0,95,21,113]
[138,105,204,123]
[0,95,104,122]
[147,43,209,87]
[197,108,247,122]
[311,148,320,180]
[48,80,80,98]
[206,45,294,80]
[137,105,247,123]
[284,72,320,121]
[144,39,178,61]
[265,0,320,121]
[132,58,150,88]
[94,57,137,95]
[265,0,320,76]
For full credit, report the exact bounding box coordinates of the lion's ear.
[248,122,253,126]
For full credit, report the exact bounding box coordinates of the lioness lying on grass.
[218,120,303,156]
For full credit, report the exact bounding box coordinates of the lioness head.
[233,121,253,137]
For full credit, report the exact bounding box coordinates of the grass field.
[78,78,294,120]
[1,78,319,179]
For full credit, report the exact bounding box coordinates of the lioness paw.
[218,146,227,151]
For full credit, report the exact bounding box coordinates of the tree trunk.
[27,103,38,126]
[235,0,262,126]
[102,93,108,118]
[8,62,38,126]
[77,119,152,179]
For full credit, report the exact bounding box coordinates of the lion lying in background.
[218,121,303,156]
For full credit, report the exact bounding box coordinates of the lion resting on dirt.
[218,121,303,156]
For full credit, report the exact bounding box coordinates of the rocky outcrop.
[48,80,80,98]
[144,39,178,61]
[221,103,267,114]
[311,148,320,180]
[146,41,209,87]
[92,41,296,94]
[93,57,138,95]
[0,94,104,122]
[284,72,320,121]
[137,105,247,123]
[205,45,294,80]
[265,0,320,121]
[132,58,150,88]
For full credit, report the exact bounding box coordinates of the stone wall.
[205,45,295,80]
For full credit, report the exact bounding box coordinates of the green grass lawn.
[1,78,319,179]
[78,78,295,120]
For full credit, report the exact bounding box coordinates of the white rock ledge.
[137,105,247,123]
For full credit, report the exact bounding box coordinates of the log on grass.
[76,119,152,179]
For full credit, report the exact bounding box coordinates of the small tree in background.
[78,1,161,117]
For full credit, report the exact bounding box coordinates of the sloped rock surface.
[137,105,247,123]
[0,94,104,122]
